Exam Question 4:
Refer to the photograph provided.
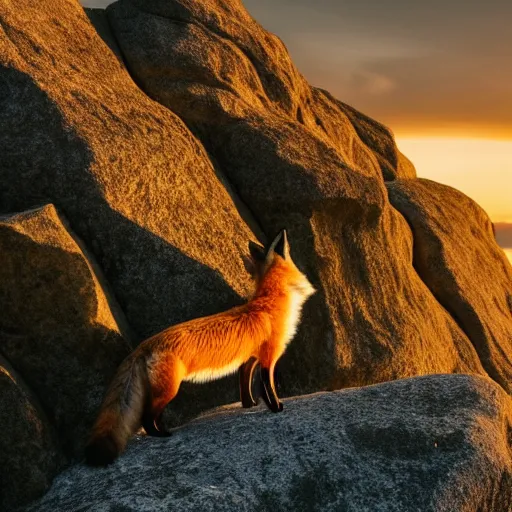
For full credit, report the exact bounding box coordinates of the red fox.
[85,230,315,466]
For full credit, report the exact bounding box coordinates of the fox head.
[243,230,316,301]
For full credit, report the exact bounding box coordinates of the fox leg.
[143,355,184,437]
[259,343,284,413]
[260,367,283,413]
[239,357,259,408]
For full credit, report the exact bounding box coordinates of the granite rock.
[25,375,512,512]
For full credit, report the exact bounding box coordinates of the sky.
[81,0,512,244]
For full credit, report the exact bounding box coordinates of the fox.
[85,230,315,466]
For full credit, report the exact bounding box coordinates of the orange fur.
[85,232,314,466]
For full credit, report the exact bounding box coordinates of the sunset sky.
[82,0,512,247]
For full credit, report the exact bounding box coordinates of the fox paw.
[272,402,283,413]
[152,419,172,437]
[241,397,259,408]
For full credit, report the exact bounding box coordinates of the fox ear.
[248,240,266,262]
[266,229,289,263]
[275,229,290,259]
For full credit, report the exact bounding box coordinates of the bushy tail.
[85,353,149,466]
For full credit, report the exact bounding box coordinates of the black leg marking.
[259,372,273,410]
[260,367,283,413]
[239,357,259,408]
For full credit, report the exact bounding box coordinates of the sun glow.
[396,137,512,224]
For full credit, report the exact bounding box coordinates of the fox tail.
[85,354,149,466]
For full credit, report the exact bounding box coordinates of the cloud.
[349,71,396,96]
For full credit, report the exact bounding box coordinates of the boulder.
[0,205,130,456]
[333,99,416,181]
[106,0,489,402]
[0,0,263,429]
[0,354,64,511]
[0,0,257,344]
[84,8,126,67]
[25,374,512,512]
[106,0,415,183]
[388,179,512,394]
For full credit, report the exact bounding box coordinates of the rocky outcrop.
[388,179,512,394]
[106,0,489,400]
[0,205,131,458]
[0,0,266,433]
[25,375,512,512]
[106,0,414,183]
[1,0,493,425]
[0,0,257,344]
[0,355,63,511]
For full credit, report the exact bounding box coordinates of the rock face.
[1,0,495,430]
[0,205,131,458]
[106,0,489,397]
[388,179,512,394]
[106,0,415,183]
[0,0,256,344]
[0,0,263,436]
[0,355,64,512]
[25,375,512,512]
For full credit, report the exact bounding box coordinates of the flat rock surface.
[25,374,512,512]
